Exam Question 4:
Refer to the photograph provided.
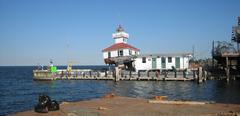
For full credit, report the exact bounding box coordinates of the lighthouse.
[102,25,140,66]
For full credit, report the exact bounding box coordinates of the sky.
[0,0,239,66]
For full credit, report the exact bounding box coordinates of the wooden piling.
[97,72,100,77]
[198,67,203,84]
[129,70,132,78]
[203,70,207,82]
[89,71,92,77]
[226,57,230,82]
[115,67,120,82]
[183,70,186,78]
[105,71,107,77]
[193,70,196,78]
[156,71,159,78]
[121,70,123,77]
[164,71,167,78]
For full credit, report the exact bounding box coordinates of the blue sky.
[0,0,239,66]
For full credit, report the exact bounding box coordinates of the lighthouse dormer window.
[118,50,123,56]
[108,52,111,58]
[129,50,132,55]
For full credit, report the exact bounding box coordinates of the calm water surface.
[0,66,240,115]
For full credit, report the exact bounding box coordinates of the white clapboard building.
[134,53,193,72]
[102,25,193,71]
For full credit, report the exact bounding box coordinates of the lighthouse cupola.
[112,25,129,44]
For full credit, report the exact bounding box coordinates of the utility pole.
[212,41,214,68]
[192,45,195,60]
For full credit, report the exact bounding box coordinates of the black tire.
[34,103,48,113]
[48,100,60,111]
[39,94,51,106]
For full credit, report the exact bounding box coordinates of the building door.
[175,57,180,68]
[161,57,166,68]
[152,58,157,69]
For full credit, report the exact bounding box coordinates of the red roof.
[102,43,140,52]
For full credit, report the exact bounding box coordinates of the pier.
[33,68,207,82]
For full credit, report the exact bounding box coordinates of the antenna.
[238,16,240,26]
[116,8,124,29]
[192,45,195,60]
[49,59,53,66]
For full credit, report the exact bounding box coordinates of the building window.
[108,52,111,58]
[142,57,146,63]
[118,50,123,56]
[168,57,172,63]
[129,50,132,55]
[161,57,166,63]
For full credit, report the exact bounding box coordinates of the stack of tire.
[34,94,59,113]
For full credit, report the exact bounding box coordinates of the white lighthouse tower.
[102,25,140,65]
[112,25,129,44]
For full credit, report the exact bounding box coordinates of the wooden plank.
[148,100,206,105]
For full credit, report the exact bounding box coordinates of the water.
[0,66,240,115]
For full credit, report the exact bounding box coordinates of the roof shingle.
[102,43,140,52]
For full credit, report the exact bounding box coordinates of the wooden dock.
[33,69,196,81]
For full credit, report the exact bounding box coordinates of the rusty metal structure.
[212,17,240,80]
